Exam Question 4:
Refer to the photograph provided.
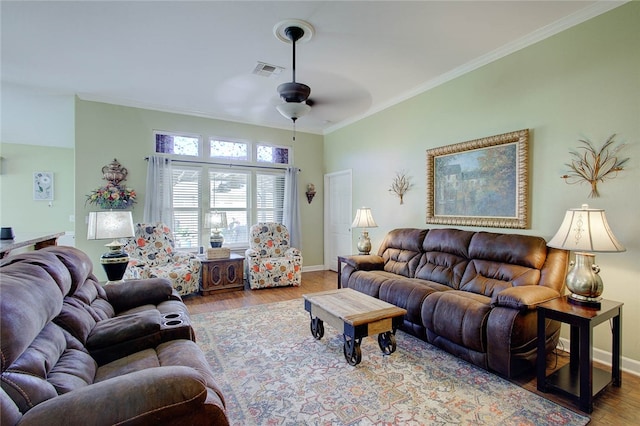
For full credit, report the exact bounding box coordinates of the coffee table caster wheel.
[343,336,362,366]
[378,331,396,355]
[310,318,324,340]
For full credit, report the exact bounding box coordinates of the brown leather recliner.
[340,228,568,378]
[1,246,229,426]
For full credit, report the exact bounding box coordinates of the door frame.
[323,169,352,271]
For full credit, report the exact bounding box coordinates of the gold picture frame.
[426,129,529,229]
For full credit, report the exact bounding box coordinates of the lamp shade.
[351,207,378,229]
[547,204,625,253]
[205,211,228,230]
[276,102,311,121]
[87,211,134,240]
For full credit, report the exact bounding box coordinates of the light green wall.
[325,3,640,363]
[0,143,75,237]
[74,100,325,280]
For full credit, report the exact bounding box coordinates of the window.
[210,171,249,245]
[156,135,290,250]
[256,172,285,222]
[155,131,200,156]
[171,167,200,248]
[210,139,248,161]
[257,144,290,165]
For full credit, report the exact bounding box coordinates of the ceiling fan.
[274,20,314,125]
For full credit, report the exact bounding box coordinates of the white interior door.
[324,170,352,271]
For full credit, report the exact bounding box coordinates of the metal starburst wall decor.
[561,134,629,198]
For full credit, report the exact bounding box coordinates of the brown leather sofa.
[340,228,568,378]
[1,246,229,426]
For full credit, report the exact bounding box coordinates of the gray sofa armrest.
[17,367,227,426]
[491,286,561,311]
[343,254,385,271]
[104,278,175,312]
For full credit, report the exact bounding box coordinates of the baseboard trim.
[558,337,640,377]
[302,264,325,273]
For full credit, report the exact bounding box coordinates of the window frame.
[155,133,291,251]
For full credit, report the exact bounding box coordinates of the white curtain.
[283,167,302,249]
[143,155,173,225]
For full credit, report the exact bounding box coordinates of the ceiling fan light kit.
[273,19,315,132]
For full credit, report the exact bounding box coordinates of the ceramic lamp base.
[101,250,129,283]
[357,231,371,255]
[210,230,224,248]
[568,294,602,309]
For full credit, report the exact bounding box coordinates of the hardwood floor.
[184,270,640,425]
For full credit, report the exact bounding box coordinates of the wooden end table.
[200,253,244,295]
[536,296,622,413]
[303,288,406,366]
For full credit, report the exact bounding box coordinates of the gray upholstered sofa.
[340,228,569,378]
[1,246,228,425]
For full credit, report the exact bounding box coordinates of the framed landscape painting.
[426,129,529,229]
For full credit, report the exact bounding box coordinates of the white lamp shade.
[205,211,228,230]
[547,204,625,253]
[276,102,311,120]
[87,211,135,240]
[351,207,378,229]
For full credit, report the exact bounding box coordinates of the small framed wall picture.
[33,171,54,201]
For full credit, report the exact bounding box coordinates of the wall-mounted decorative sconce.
[389,170,413,204]
[561,134,629,198]
[306,183,316,204]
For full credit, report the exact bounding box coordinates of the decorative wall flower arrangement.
[389,170,413,204]
[561,134,629,198]
[86,183,136,209]
[86,159,137,209]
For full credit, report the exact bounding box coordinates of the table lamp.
[547,204,625,308]
[206,211,228,247]
[351,207,378,255]
[87,211,135,283]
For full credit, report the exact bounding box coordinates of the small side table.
[337,255,350,289]
[200,253,245,295]
[536,296,622,413]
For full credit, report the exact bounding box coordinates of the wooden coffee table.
[303,288,407,366]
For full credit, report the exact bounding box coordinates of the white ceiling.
[1,1,624,135]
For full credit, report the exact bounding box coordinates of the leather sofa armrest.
[104,278,174,312]
[343,254,384,271]
[17,367,219,426]
[87,310,161,351]
[491,286,561,311]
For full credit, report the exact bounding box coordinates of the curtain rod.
[144,157,300,172]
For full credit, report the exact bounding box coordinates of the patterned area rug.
[191,300,589,426]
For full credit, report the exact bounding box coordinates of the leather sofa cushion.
[55,298,99,344]
[379,228,427,278]
[379,278,442,328]
[42,246,95,295]
[461,259,541,298]
[414,228,474,288]
[0,261,66,369]
[468,232,547,270]
[2,323,96,413]
[422,291,491,353]
[346,270,399,298]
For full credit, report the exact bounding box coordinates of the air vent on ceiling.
[253,62,284,78]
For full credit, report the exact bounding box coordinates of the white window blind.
[256,172,285,223]
[171,167,200,249]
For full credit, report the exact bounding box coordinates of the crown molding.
[324,1,628,135]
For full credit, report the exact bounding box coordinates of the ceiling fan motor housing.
[277,81,311,103]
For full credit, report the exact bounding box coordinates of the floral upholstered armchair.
[245,222,302,289]
[123,222,201,296]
